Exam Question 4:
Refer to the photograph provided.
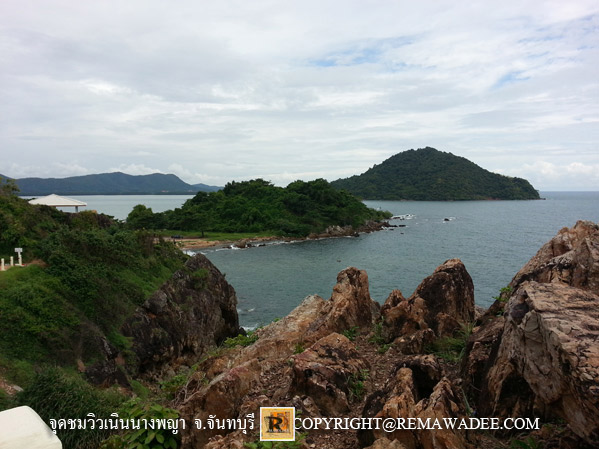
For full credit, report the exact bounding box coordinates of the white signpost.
[15,248,23,266]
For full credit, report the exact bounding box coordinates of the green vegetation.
[425,322,474,363]
[493,285,514,303]
[159,364,199,400]
[331,147,540,200]
[342,326,359,341]
[99,399,180,449]
[159,230,275,241]
[0,181,186,388]
[368,318,391,353]
[0,229,185,378]
[223,330,259,348]
[0,180,188,449]
[126,178,391,237]
[16,367,125,449]
[347,369,369,401]
[293,342,305,354]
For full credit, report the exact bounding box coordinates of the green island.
[331,147,540,200]
[125,178,391,236]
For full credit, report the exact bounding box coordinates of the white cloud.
[0,0,598,189]
[506,160,599,191]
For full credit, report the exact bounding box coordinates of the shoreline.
[175,220,393,251]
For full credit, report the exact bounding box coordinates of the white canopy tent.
[29,194,87,212]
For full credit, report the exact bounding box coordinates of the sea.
[37,192,599,328]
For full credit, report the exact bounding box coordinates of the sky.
[1,0,598,190]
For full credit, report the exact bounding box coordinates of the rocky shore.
[177,220,393,251]
[110,220,599,448]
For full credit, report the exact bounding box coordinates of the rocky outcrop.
[87,254,242,384]
[309,267,380,335]
[359,355,466,449]
[309,220,393,240]
[122,254,241,376]
[509,220,599,291]
[486,282,599,442]
[462,221,599,445]
[291,333,370,416]
[168,222,599,448]
[179,267,379,448]
[381,259,474,344]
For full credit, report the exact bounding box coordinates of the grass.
[425,322,474,363]
[342,326,359,341]
[493,285,513,303]
[223,331,259,348]
[347,369,369,402]
[0,263,37,287]
[293,342,305,354]
[16,366,125,449]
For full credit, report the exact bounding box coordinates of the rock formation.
[380,259,474,348]
[178,267,381,448]
[462,220,599,445]
[291,333,370,416]
[175,261,478,448]
[161,221,599,448]
[87,254,242,384]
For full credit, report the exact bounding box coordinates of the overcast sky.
[1,1,598,190]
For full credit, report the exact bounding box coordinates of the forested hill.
[126,178,391,236]
[331,147,540,200]
[7,172,221,195]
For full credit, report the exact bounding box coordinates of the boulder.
[309,267,380,335]
[122,254,242,376]
[413,259,475,335]
[485,282,599,443]
[381,259,474,342]
[509,220,599,292]
[85,254,242,384]
[291,333,370,415]
[462,221,599,445]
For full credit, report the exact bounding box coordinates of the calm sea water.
[42,192,599,328]
[42,195,195,219]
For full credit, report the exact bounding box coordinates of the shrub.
[17,366,124,449]
[99,399,180,449]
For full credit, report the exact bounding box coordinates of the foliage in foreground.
[16,367,124,449]
[100,399,180,449]
[425,322,474,363]
[0,190,187,386]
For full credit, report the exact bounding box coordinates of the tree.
[126,204,156,229]
[0,177,19,196]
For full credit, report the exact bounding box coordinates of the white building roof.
[29,194,87,208]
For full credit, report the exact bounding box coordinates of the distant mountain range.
[0,172,221,195]
[331,147,540,200]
